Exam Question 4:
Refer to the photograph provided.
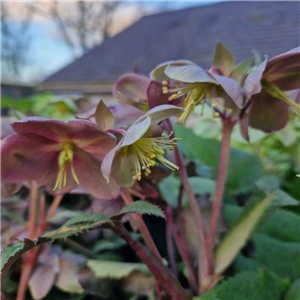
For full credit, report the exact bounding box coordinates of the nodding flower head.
[1,118,120,199]
[151,60,243,123]
[102,105,184,187]
[242,47,300,136]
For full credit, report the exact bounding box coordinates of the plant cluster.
[1,43,300,300]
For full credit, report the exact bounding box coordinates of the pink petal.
[101,146,120,182]
[1,133,59,183]
[264,48,300,91]
[66,120,116,160]
[1,182,23,198]
[122,116,151,147]
[209,74,243,108]
[244,56,268,100]
[248,88,289,133]
[165,64,218,84]
[29,264,56,300]
[147,81,183,109]
[109,148,136,187]
[74,149,120,199]
[91,196,124,215]
[113,73,151,105]
[12,117,70,142]
[146,104,184,125]
[39,160,79,196]
[147,81,169,109]
[150,60,196,81]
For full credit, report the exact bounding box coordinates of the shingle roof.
[44,1,300,84]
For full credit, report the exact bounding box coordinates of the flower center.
[129,133,180,181]
[53,142,80,191]
[162,81,207,123]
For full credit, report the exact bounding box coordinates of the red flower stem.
[39,194,46,223]
[165,206,178,277]
[168,211,198,294]
[46,195,64,220]
[17,181,39,300]
[121,188,162,260]
[111,223,188,300]
[28,181,39,239]
[165,119,209,294]
[16,248,40,300]
[17,193,65,300]
[207,117,235,264]
[176,185,198,294]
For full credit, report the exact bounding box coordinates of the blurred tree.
[35,1,125,57]
[1,2,35,79]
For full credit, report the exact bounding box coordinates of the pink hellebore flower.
[1,117,119,199]
[150,51,244,124]
[102,105,183,187]
[113,73,151,112]
[113,73,183,116]
[242,47,300,136]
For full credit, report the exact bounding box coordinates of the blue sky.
[2,1,220,84]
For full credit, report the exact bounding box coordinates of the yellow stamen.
[53,142,80,191]
[128,133,180,181]
[178,85,206,123]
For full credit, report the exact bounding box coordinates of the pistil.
[53,142,80,191]
[130,133,180,181]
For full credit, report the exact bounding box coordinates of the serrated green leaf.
[195,270,289,300]
[212,42,235,76]
[1,238,48,298]
[285,279,300,300]
[87,260,150,279]
[1,217,112,298]
[111,201,165,220]
[215,195,274,274]
[63,213,109,227]
[43,218,111,240]
[49,210,82,224]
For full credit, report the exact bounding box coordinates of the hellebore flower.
[113,72,182,116]
[1,117,119,199]
[113,73,151,113]
[102,105,183,187]
[242,47,300,136]
[150,44,244,124]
